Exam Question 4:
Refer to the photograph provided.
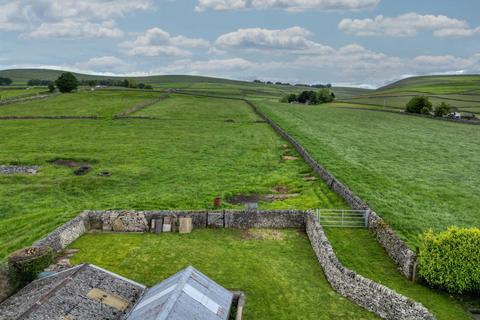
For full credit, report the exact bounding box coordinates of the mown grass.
[68,229,377,320]
[0,94,345,259]
[0,90,161,118]
[325,228,472,320]
[257,101,480,247]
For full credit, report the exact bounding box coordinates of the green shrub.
[55,72,79,93]
[419,227,480,294]
[8,246,54,287]
[406,96,432,114]
[434,102,451,117]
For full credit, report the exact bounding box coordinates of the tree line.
[0,77,13,86]
[281,89,335,105]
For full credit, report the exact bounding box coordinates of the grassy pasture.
[256,101,480,247]
[0,88,47,100]
[0,94,345,260]
[377,75,480,94]
[0,90,161,118]
[68,229,377,320]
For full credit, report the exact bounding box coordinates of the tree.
[297,91,318,104]
[406,96,432,114]
[0,77,12,86]
[317,88,335,103]
[87,80,97,88]
[48,82,55,93]
[434,102,451,117]
[55,73,79,93]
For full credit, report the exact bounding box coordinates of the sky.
[0,0,479,87]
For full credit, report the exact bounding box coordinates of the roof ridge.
[155,266,194,320]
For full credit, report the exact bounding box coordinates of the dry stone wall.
[27,210,435,319]
[246,100,417,279]
[306,213,435,320]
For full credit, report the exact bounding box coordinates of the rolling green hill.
[376,75,480,94]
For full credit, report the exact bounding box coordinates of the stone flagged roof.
[0,264,146,320]
[127,266,234,320]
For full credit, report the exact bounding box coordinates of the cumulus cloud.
[338,12,474,37]
[121,27,210,57]
[215,27,333,54]
[195,0,380,12]
[0,0,152,38]
[27,20,123,39]
[75,56,129,72]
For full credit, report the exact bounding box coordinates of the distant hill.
[0,68,253,86]
[376,75,480,94]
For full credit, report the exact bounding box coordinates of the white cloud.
[215,27,333,54]
[27,20,124,39]
[0,0,152,38]
[75,56,129,72]
[162,58,255,74]
[121,27,210,57]
[339,12,472,37]
[196,0,380,12]
[433,27,480,38]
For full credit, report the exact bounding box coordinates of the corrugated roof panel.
[127,266,233,320]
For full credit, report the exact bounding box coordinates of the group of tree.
[27,79,53,86]
[252,80,332,88]
[80,78,153,90]
[405,96,452,117]
[0,77,12,86]
[281,89,335,105]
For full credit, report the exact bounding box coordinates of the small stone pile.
[0,165,39,175]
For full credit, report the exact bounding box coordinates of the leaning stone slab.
[0,165,39,175]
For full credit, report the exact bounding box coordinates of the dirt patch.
[304,176,317,181]
[52,159,90,168]
[74,166,91,176]
[283,155,299,161]
[271,185,289,194]
[242,229,285,241]
[228,193,300,204]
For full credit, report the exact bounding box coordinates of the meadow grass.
[0,90,161,118]
[68,229,377,320]
[0,88,46,100]
[256,101,480,247]
[325,228,471,320]
[135,94,259,121]
[0,94,345,259]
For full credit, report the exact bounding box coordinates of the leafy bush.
[419,227,480,294]
[406,96,432,114]
[434,102,451,117]
[8,246,54,286]
[0,77,12,86]
[55,72,79,93]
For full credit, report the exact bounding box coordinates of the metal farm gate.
[314,209,369,228]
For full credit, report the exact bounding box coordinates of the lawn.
[325,228,472,320]
[0,90,161,118]
[0,94,345,260]
[68,229,377,320]
[256,101,480,247]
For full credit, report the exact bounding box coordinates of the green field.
[68,229,377,320]
[257,101,480,247]
[338,75,480,115]
[325,228,471,320]
[0,90,161,118]
[0,93,345,260]
[0,88,47,100]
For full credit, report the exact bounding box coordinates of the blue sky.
[1,0,479,87]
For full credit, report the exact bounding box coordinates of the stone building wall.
[246,100,417,279]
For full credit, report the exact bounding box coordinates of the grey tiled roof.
[0,264,146,320]
[127,266,234,320]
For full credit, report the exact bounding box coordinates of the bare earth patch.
[242,229,285,241]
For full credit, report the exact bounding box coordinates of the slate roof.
[127,266,234,320]
[0,264,146,320]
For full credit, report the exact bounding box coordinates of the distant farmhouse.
[0,265,243,320]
